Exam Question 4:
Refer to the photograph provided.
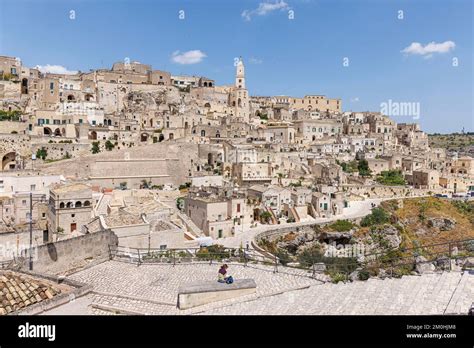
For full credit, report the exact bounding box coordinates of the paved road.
[220,198,384,248]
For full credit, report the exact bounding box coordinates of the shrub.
[196,245,232,261]
[260,211,272,223]
[105,140,115,151]
[360,207,389,227]
[275,249,292,266]
[297,245,324,267]
[329,272,346,283]
[328,219,354,232]
[178,182,191,190]
[358,159,372,177]
[91,141,100,154]
[376,170,406,186]
[36,148,47,160]
[358,269,370,281]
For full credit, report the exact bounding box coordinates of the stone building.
[47,183,93,234]
[184,193,247,239]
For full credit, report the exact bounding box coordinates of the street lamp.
[28,192,46,271]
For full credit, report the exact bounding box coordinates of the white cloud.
[171,50,207,65]
[401,41,455,58]
[35,64,78,75]
[249,57,263,64]
[242,1,290,21]
[350,97,359,102]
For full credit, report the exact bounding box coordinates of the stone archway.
[2,152,17,171]
[54,128,62,136]
[89,131,97,140]
[44,127,52,136]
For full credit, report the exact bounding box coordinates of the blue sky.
[0,0,472,133]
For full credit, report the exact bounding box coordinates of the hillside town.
[0,54,473,316]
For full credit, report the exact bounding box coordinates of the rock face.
[318,230,354,245]
[277,232,315,254]
[427,217,456,231]
[415,256,436,274]
[435,256,451,270]
[370,225,401,249]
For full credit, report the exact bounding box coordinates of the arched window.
[84,201,91,207]
[59,202,65,208]
[66,202,72,208]
[201,130,206,137]
[75,201,82,208]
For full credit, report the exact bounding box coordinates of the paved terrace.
[42,261,473,315]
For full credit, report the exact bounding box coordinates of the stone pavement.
[201,271,474,315]
[42,260,474,315]
[62,260,321,315]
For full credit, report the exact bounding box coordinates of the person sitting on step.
[217,264,233,284]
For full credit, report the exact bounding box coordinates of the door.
[70,223,77,233]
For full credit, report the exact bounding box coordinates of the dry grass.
[382,197,474,249]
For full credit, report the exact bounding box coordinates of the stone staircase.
[201,271,474,315]
[94,193,112,216]
[288,206,300,222]
[176,211,203,237]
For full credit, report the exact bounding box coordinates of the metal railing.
[107,238,474,282]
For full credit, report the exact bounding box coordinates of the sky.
[0,0,472,133]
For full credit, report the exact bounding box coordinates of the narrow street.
[220,198,385,248]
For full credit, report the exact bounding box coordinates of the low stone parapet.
[177,279,257,310]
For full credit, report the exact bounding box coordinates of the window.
[22,200,27,206]
[30,184,36,191]
[50,82,54,90]
[71,214,75,217]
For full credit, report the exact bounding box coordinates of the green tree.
[360,207,390,227]
[358,159,372,177]
[376,170,406,185]
[91,141,100,154]
[36,147,47,160]
[105,140,115,151]
[297,245,324,267]
[260,211,272,223]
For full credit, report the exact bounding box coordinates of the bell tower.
[235,57,245,89]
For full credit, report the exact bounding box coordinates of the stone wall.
[26,230,118,275]
[0,121,28,134]
[341,185,428,199]
[0,229,45,261]
[0,134,31,158]
[31,142,90,160]
[39,142,198,186]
